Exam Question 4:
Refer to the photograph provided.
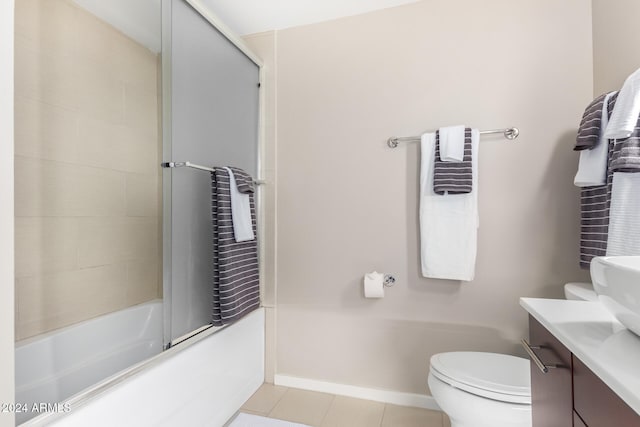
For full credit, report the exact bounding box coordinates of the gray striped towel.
[228,166,255,194]
[211,167,260,326]
[575,93,609,151]
[579,92,618,269]
[610,134,640,172]
[433,128,472,194]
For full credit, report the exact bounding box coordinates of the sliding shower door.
[162,0,260,346]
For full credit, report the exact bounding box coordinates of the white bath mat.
[228,413,310,427]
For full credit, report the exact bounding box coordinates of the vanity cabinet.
[527,315,640,427]
[572,355,640,426]
[528,315,573,426]
[573,412,587,427]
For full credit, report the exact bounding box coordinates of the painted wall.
[0,0,15,424]
[274,0,592,394]
[592,0,640,94]
[14,0,162,340]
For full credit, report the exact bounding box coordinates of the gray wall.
[273,0,592,394]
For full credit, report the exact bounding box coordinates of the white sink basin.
[591,256,640,337]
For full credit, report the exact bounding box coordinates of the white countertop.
[520,298,640,415]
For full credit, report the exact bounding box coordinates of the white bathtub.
[16,301,164,424]
[19,305,264,426]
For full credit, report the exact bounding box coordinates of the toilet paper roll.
[364,271,385,298]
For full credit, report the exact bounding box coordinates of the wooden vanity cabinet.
[528,315,573,427]
[527,315,640,427]
[572,355,640,427]
[573,412,587,427]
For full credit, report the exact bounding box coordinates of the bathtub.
[19,305,264,426]
[16,301,164,424]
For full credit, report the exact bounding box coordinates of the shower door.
[162,0,260,346]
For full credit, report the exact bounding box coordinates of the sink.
[591,256,640,337]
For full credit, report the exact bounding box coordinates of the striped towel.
[229,166,255,193]
[433,128,472,194]
[606,173,640,256]
[211,167,260,326]
[604,103,640,257]
[575,93,609,151]
[579,92,618,269]
[610,135,640,172]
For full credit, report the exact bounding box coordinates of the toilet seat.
[430,352,531,404]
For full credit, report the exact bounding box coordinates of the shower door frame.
[161,0,266,349]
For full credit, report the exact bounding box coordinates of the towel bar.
[161,161,266,185]
[387,127,519,148]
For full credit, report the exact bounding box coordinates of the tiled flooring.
[237,384,451,427]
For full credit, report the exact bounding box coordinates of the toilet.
[428,282,596,427]
[428,352,532,427]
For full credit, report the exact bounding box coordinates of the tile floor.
[237,384,452,427]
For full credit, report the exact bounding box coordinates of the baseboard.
[273,374,441,411]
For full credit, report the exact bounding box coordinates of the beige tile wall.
[273,0,593,394]
[14,0,161,341]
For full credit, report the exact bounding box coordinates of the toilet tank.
[564,282,598,301]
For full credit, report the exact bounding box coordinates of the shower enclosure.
[14,0,263,424]
[163,0,260,347]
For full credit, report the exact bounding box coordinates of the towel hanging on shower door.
[211,166,260,326]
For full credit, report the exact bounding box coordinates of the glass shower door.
[162,0,260,346]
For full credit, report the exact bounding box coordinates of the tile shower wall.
[14,0,161,340]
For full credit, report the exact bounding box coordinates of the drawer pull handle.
[521,339,559,374]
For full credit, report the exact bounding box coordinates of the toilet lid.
[430,352,531,404]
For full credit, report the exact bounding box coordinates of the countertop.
[520,298,640,415]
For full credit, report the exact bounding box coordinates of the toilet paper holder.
[383,275,396,287]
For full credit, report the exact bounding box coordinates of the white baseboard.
[273,374,441,411]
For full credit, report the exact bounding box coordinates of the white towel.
[438,125,466,162]
[574,91,615,187]
[606,172,640,256]
[420,129,479,281]
[223,167,255,242]
[604,67,640,139]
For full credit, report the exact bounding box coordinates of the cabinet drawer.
[573,411,587,427]
[573,355,640,427]
[528,315,573,427]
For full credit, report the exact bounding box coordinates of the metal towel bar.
[387,127,520,148]
[161,161,266,185]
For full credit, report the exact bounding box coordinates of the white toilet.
[428,282,596,427]
[428,352,531,427]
